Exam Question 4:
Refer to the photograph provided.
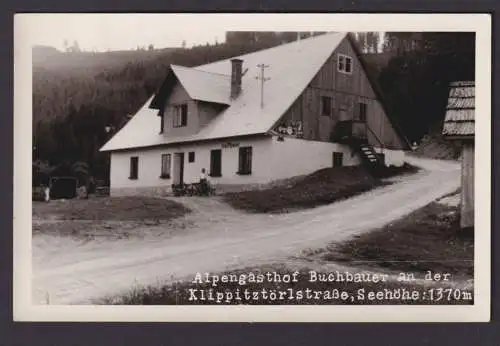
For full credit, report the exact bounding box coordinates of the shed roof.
[442,81,475,139]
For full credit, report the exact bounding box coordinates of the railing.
[334,120,367,141]
[365,122,385,153]
[333,120,385,152]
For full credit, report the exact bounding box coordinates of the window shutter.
[181,104,188,126]
[246,147,253,173]
[338,55,345,71]
[345,57,352,73]
[161,154,171,176]
[238,147,244,173]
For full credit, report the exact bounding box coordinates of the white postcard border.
[13,13,491,322]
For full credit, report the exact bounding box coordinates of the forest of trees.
[32,31,475,187]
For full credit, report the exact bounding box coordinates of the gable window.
[337,54,353,74]
[173,104,188,128]
[356,102,367,122]
[238,147,253,175]
[160,153,171,179]
[321,96,332,116]
[129,156,139,180]
[188,151,195,163]
[210,149,222,177]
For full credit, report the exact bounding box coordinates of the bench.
[95,186,110,197]
[171,182,215,197]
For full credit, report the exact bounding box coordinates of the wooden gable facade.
[273,35,407,151]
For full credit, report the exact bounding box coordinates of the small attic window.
[337,54,353,74]
[173,104,188,128]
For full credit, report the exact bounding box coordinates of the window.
[321,96,332,116]
[160,153,171,178]
[173,104,188,127]
[357,102,367,122]
[188,151,195,163]
[332,152,343,167]
[210,149,222,177]
[337,54,353,74]
[129,156,139,179]
[238,147,253,175]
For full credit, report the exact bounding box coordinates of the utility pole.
[255,64,270,109]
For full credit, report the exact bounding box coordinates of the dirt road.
[32,157,460,305]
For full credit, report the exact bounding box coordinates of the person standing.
[43,184,50,202]
[199,168,208,196]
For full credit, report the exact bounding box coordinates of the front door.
[174,152,185,185]
[333,152,344,167]
[210,149,222,177]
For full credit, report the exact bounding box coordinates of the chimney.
[230,58,243,99]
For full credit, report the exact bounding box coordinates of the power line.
[255,64,270,109]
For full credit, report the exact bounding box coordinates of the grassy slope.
[319,202,474,277]
[33,196,189,221]
[223,166,385,213]
[32,197,190,238]
[223,164,419,214]
[412,133,462,160]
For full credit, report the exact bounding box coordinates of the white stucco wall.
[374,147,406,167]
[109,136,363,195]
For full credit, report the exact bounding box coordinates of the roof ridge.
[171,64,230,78]
[195,31,344,69]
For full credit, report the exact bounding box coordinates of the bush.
[32,186,46,202]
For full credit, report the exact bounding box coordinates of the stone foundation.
[214,175,306,194]
[110,186,172,197]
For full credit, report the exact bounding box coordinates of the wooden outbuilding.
[442,81,475,229]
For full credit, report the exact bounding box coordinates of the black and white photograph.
[14,13,491,322]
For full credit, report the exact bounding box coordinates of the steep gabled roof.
[442,81,475,138]
[100,95,161,152]
[101,32,346,151]
[101,32,410,152]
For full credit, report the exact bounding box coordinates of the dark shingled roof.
[442,81,475,138]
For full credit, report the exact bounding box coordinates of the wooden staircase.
[357,142,385,175]
[331,120,386,175]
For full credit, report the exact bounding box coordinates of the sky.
[23,14,228,51]
[16,13,482,52]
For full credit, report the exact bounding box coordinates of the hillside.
[411,132,462,160]
[32,45,62,65]
[31,31,475,183]
[33,45,181,72]
[32,38,394,125]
